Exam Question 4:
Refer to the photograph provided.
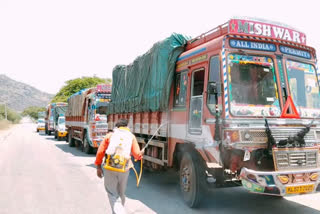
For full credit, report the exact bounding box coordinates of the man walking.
[95,118,143,214]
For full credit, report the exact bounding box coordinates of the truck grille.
[271,129,316,142]
[240,129,316,143]
[273,148,319,170]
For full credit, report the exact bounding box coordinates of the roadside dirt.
[0,120,11,131]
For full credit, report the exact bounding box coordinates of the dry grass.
[0,120,12,130]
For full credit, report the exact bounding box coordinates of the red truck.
[65,84,111,154]
[107,18,320,207]
[45,103,55,135]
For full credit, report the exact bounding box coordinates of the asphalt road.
[1,122,320,214]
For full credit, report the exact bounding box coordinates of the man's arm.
[95,133,111,166]
[131,136,143,160]
[95,133,112,178]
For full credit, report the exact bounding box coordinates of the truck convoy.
[45,103,67,136]
[65,84,111,154]
[106,18,320,207]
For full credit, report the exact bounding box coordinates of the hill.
[0,74,53,112]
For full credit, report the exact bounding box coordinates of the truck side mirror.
[208,82,219,94]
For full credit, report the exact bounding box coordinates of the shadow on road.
[45,137,58,141]
[125,169,320,214]
[86,163,96,169]
[55,142,95,158]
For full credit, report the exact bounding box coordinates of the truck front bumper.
[58,131,68,137]
[240,167,320,196]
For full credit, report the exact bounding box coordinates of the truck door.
[188,68,205,134]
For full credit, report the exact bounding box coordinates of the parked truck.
[45,103,68,136]
[36,111,46,132]
[45,103,55,135]
[52,103,68,141]
[66,84,111,153]
[107,18,320,207]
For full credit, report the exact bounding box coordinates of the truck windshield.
[286,60,320,117]
[38,119,45,123]
[58,118,65,124]
[228,54,281,117]
[96,101,108,114]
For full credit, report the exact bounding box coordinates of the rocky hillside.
[0,75,53,112]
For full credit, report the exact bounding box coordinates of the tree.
[22,106,46,120]
[51,77,111,103]
[0,105,21,123]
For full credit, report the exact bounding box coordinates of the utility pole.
[4,102,7,120]
[3,81,8,120]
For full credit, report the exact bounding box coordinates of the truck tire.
[83,132,92,154]
[68,132,75,147]
[179,151,205,208]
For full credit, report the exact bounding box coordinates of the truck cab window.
[174,71,188,107]
[207,56,221,114]
[189,68,204,134]
[192,70,204,96]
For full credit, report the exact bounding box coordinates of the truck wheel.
[68,132,75,147]
[180,151,204,208]
[83,133,92,154]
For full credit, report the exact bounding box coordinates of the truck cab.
[172,17,320,205]
[84,87,110,153]
[36,118,45,132]
[55,116,67,141]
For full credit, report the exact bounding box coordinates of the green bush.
[0,105,21,123]
[22,106,46,121]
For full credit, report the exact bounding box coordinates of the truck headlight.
[224,130,240,142]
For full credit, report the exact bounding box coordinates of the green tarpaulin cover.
[108,33,189,113]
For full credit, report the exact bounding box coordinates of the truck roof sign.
[228,18,307,45]
[97,84,112,93]
[229,39,276,52]
[279,45,311,59]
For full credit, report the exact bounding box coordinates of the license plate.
[286,184,314,194]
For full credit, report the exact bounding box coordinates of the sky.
[0,0,319,94]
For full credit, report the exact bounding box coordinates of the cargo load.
[108,33,189,113]
[38,111,45,119]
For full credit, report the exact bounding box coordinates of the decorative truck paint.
[65,84,111,154]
